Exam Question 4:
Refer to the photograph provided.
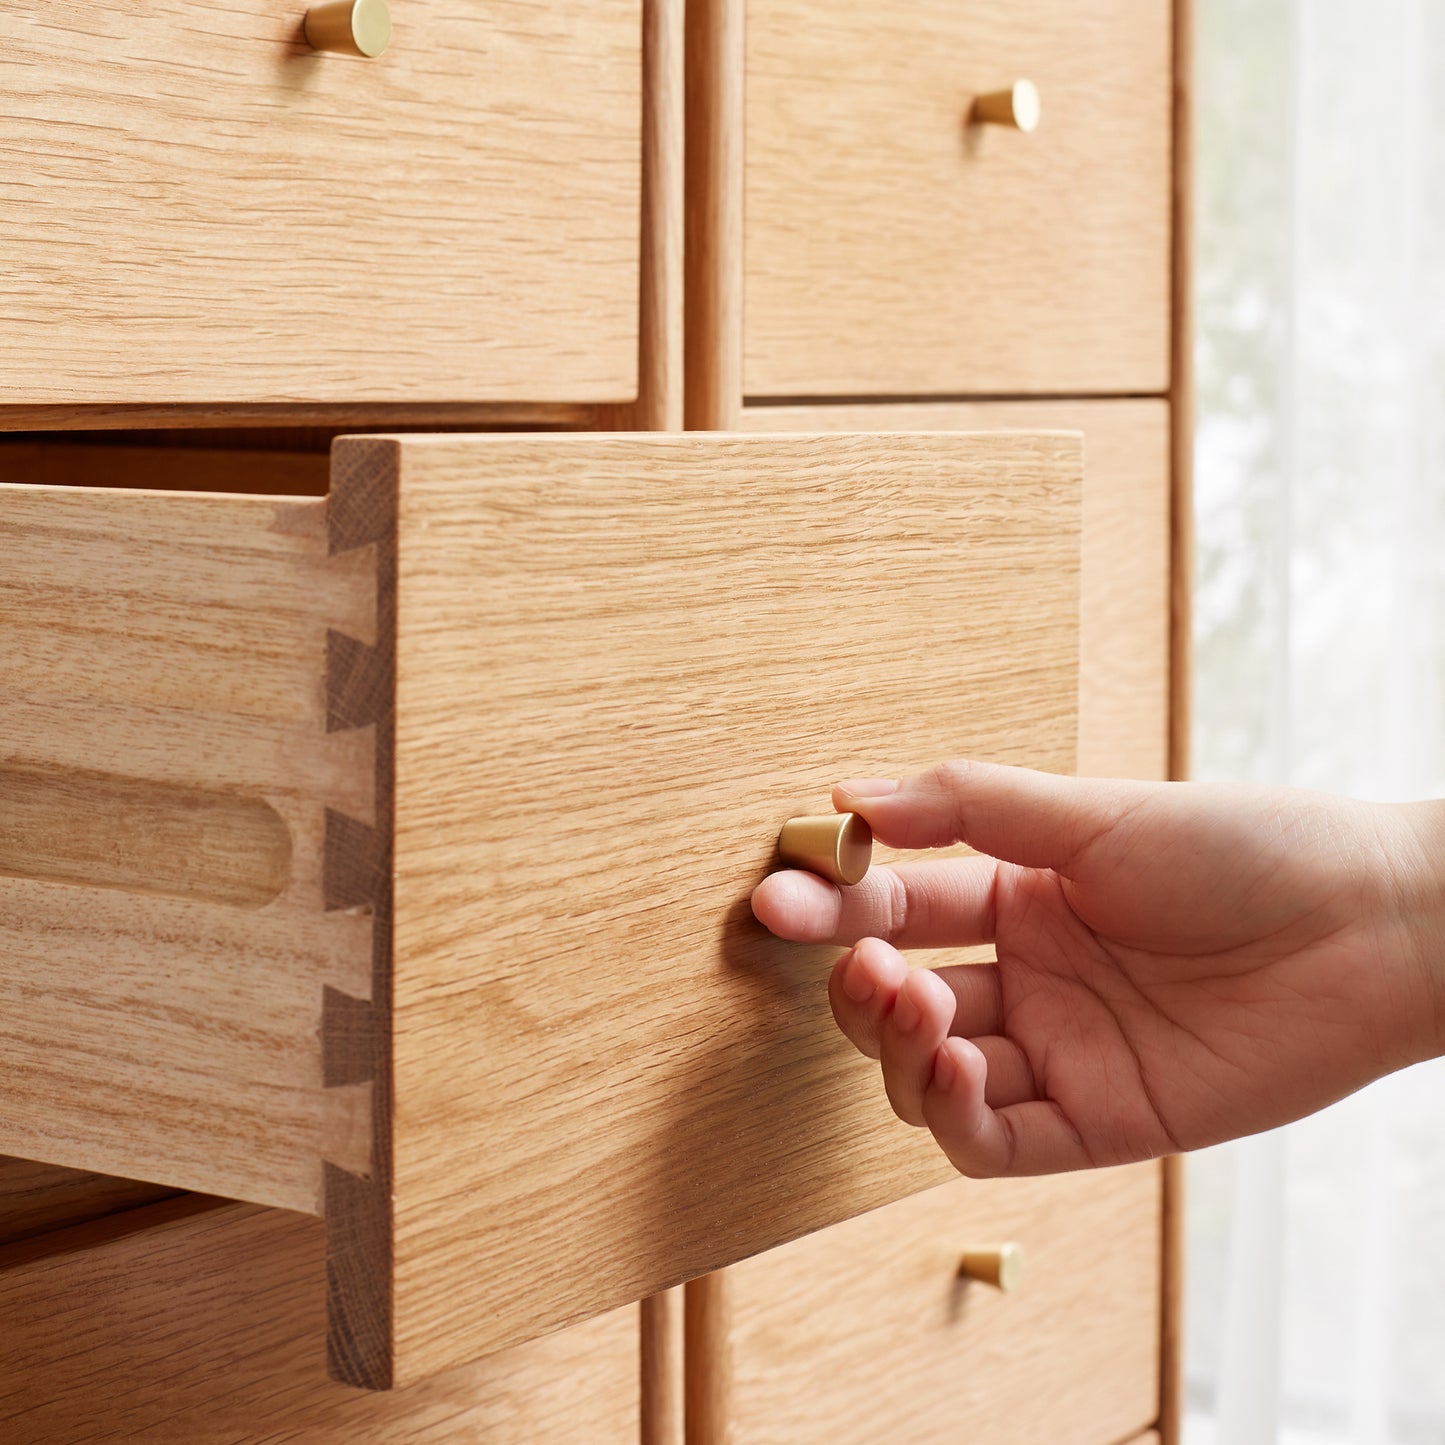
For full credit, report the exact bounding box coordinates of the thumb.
[833,760,1152,872]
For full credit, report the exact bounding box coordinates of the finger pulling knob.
[777,813,872,887]
[959,1242,1024,1292]
[305,0,392,57]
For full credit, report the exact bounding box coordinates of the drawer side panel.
[0,483,375,1212]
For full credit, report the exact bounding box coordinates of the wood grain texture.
[0,1157,177,1248]
[0,765,293,906]
[0,1196,640,1443]
[723,1165,1162,1444]
[604,0,686,433]
[684,0,744,428]
[685,1272,732,1445]
[1163,7,1193,1434]
[0,2,640,408]
[744,0,1171,397]
[642,1287,685,1445]
[1160,1152,1186,1445]
[743,401,1172,781]
[0,483,374,1211]
[0,401,601,435]
[339,430,1080,1382]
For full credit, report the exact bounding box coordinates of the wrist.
[1387,799,1445,1065]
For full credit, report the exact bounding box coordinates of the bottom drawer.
[722,1163,1163,1444]
[0,1197,640,1443]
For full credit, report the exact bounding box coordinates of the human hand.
[751,761,1445,1176]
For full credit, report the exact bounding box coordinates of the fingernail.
[892,980,921,1033]
[932,1043,958,1092]
[841,953,876,1004]
[839,778,900,800]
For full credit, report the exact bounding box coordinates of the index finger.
[834,761,1151,871]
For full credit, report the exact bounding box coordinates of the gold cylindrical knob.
[971,81,1041,133]
[959,1242,1024,1292]
[777,813,872,887]
[305,0,392,57]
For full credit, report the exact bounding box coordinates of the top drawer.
[0,2,641,409]
[744,0,1172,398]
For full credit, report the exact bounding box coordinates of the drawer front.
[0,1197,640,1442]
[742,400,1173,780]
[744,0,1171,398]
[367,431,1080,1382]
[725,1165,1162,1444]
[0,2,640,408]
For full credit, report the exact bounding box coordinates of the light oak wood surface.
[0,0,1187,1422]
[318,430,1081,1383]
[0,484,374,1211]
[2,430,1080,1387]
[0,1197,640,1443]
[642,1287,685,1445]
[685,1270,733,1445]
[0,2,640,410]
[606,0,685,435]
[0,401,603,432]
[684,0,744,428]
[744,0,1171,397]
[0,1157,177,1247]
[1161,1152,1186,1445]
[625,13,690,1427]
[743,401,1172,780]
[1163,8,1194,1436]
[722,1165,1162,1444]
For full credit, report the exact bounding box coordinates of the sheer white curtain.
[1187,2,1445,1442]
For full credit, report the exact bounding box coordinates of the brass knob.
[971,81,1041,133]
[777,813,872,887]
[305,0,391,57]
[959,1243,1024,1292]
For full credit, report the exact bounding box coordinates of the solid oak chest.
[0,0,1186,1440]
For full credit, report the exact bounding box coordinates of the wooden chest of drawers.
[0,0,1188,1437]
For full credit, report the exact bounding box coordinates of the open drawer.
[0,432,1080,1387]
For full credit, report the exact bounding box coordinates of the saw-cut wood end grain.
[322,437,400,1391]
